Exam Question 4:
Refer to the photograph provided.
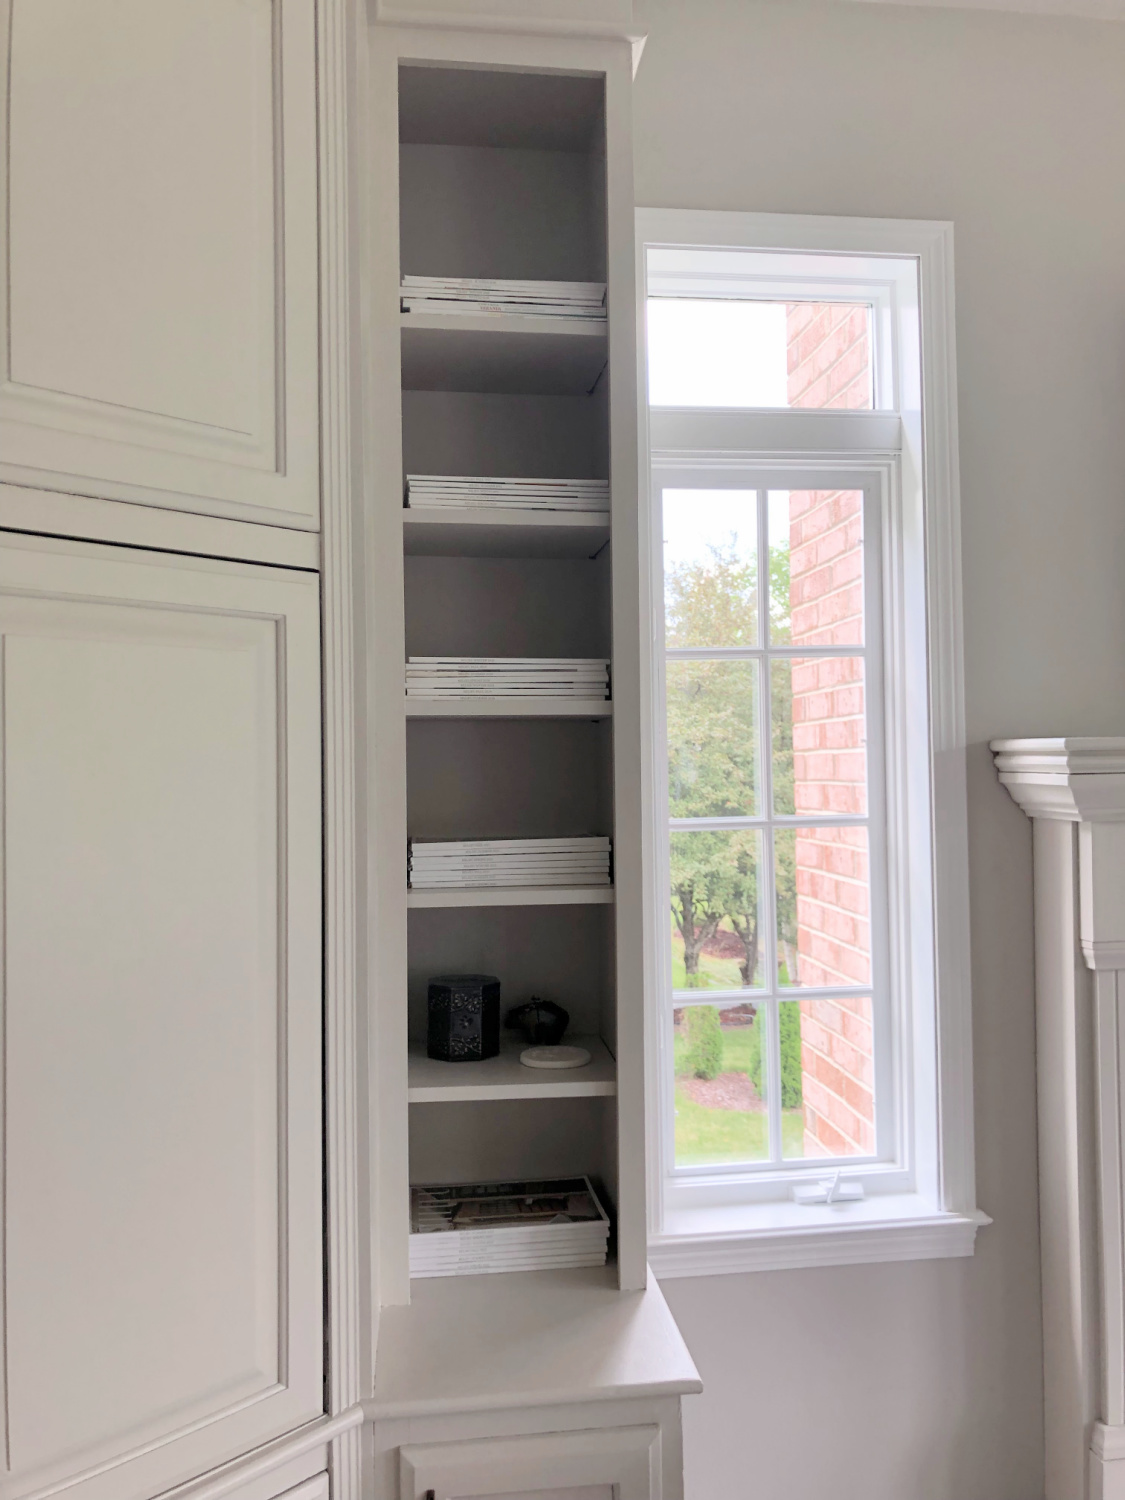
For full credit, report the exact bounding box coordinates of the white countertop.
[365,1265,702,1420]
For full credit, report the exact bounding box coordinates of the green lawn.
[670,926,744,990]
[673,1019,805,1164]
[669,924,787,990]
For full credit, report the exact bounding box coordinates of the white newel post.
[993,739,1125,1500]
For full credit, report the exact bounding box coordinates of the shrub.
[685,1005,723,1080]
[746,1004,804,1109]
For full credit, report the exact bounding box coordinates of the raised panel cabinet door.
[0,534,324,1500]
[0,0,319,528]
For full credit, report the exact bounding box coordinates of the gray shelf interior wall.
[409,1096,615,1188]
[404,555,611,658]
[407,904,615,1045]
[401,390,608,483]
[406,718,613,841]
[398,65,604,153]
[400,143,606,284]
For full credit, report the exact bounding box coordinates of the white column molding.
[993,738,1125,1500]
[319,1,369,1492]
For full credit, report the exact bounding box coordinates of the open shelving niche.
[394,58,636,1289]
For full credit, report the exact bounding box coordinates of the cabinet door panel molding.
[0,0,320,529]
[0,534,323,1500]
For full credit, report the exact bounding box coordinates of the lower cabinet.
[399,1428,661,1500]
[0,533,325,1500]
[372,1398,686,1500]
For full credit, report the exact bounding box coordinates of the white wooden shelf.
[406,698,612,719]
[400,313,607,395]
[407,885,615,909]
[403,507,610,560]
[407,1035,616,1103]
[368,1266,703,1420]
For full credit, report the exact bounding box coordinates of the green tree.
[726,832,761,988]
[684,1005,723,1080]
[666,533,794,989]
[669,830,732,985]
[746,1004,804,1109]
[665,541,757,651]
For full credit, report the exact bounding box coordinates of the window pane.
[649,300,788,407]
[768,489,865,647]
[774,826,871,988]
[667,659,760,818]
[780,996,875,1159]
[771,657,867,817]
[647,299,872,410]
[664,490,758,648]
[670,829,765,991]
[673,1003,771,1166]
[786,303,873,410]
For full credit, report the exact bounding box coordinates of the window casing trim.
[635,209,980,1269]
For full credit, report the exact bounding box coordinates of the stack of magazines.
[405,657,610,700]
[405,474,609,513]
[408,836,612,890]
[401,275,606,320]
[410,1176,611,1277]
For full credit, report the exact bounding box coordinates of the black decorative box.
[427,973,501,1062]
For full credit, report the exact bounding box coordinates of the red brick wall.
[787,301,872,410]
[785,302,874,1158]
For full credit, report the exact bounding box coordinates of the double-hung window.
[637,211,986,1274]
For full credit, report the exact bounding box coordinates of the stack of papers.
[405,657,610,700]
[405,474,609,513]
[401,275,606,320]
[408,836,612,890]
[410,1176,610,1277]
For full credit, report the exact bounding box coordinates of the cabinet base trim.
[162,1407,365,1500]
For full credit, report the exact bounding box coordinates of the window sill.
[649,1195,991,1278]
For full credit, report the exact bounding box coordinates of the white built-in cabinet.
[0,1,362,1497]
[0,3,697,1500]
[0,535,325,1500]
[0,0,320,529]
[362,14,699,1500]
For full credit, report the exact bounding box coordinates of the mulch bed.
[678,1070,764,1112]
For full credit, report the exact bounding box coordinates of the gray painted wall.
[633,2,1125,1495]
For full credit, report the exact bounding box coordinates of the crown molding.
[843,0,1125,21]
[992,738,1125,822]
[370,0,642,38]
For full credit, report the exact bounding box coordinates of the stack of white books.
[408,836,612,890]
[405,474,609,513]
[410,1176,610,1278]
[405,657,610,700]
[401,275,606,320]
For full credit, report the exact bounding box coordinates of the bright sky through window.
[647,299,789,407]
[647,297,875,410]
[663,489,792,572]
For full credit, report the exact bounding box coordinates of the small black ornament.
[505,997,570,1047]
[427,974,501,1062]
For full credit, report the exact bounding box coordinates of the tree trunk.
[730,912,759,988]
[676,885,720,985]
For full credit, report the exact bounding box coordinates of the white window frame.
[636,209,988,1275]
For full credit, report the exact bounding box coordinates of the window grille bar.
[665,645,867,660]
[671,986,874,1005]
[670,815,870,831]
